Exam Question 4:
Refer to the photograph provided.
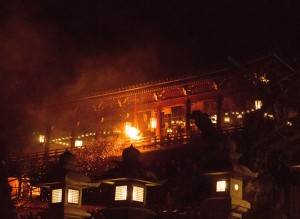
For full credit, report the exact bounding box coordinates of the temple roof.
[47,53,296,107]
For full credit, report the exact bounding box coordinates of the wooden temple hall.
[39,54,296,153]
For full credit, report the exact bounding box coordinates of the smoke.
[0,2,165,153]
[0,2,79,152]
[0,10,77,106]
[57,44,161,99]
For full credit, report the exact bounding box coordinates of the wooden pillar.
[213,81,225,131]
[117,98,129,134]
[155,105,162,138]
[93,102,104,142]
[185,98,191,137]
[70,107,80,149]
[70,121,79,149]
[216,91,224,131]
[45,123,53,153]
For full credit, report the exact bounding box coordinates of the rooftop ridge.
[46,53,296,107]
[47,67,234,107]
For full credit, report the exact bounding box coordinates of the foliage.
[240,63,300,218]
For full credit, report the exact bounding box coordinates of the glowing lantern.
[36,150,100,219]
[39,135,45,143]
[255,100,263,110]
[216,180,227,192]
[210,115,217,124]
[132,185,144,202]
[100,145,161,219]
[234,184,239,191]
[75,140,83,147]
[201,171,253,218]
[51,188,63,203]
[223,117,230,123]
[150,118,157,129]
[67,188,80,204]
[113,184,145,203]
[115,185,127,201]
[210,175,244,198]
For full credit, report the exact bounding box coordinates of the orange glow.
[125,123,142,140]
[216,180,227,192]
[255,100,263,110]
[132,186,144,202]
[8,177,41,199]
[75,140,83,147]
[224,117,230,123]
[8,177,19,198]
[115,186,127,201]
[150,118,157,129]
[39,135,45,143]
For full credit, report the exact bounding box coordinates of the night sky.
[0,0,299,153]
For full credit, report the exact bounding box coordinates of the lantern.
[201,171,252,219]
[36,150,100,219]
[39,135,45,143]
[99,144,162,219]
[75,140,83,147]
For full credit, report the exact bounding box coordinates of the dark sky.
[1,0,299,103]
[0,0,299,152]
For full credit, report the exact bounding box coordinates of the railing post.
[55,149,58,161]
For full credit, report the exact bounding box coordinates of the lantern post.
[37,150,100,219]
[99,144,162,219]
[201,167,256,219]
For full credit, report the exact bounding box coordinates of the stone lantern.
[201,164,258,219]
[37,150,100,219]
[99,144,162,219]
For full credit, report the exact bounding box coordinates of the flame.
[125,124,142,140]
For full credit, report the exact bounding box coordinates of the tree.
[239,58,300,218]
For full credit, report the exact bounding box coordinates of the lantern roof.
[200,163,258,179]
[122,144,141,164]
[99,145,162,186]
[35,150,100,188]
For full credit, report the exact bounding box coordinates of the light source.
[67,188,80,204]
[150,118,157,129]
[51,188,63,203]
[100,145,161,219]
[113,183,145,203]
[223,117,230,123]
[132,185,144,202]
[255,100,263,110]
[216,180,227,192]
[39,135,45,143]
[202,171,252,219]
[124,122,142,140]
[75,140,83,147]
[36,150,100,219]
[234,184,239,191]
[115,185,127,201]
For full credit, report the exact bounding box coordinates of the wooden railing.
[9,125,243,162]
[9,134,191,162]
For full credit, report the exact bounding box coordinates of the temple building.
[37,54,297,153]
